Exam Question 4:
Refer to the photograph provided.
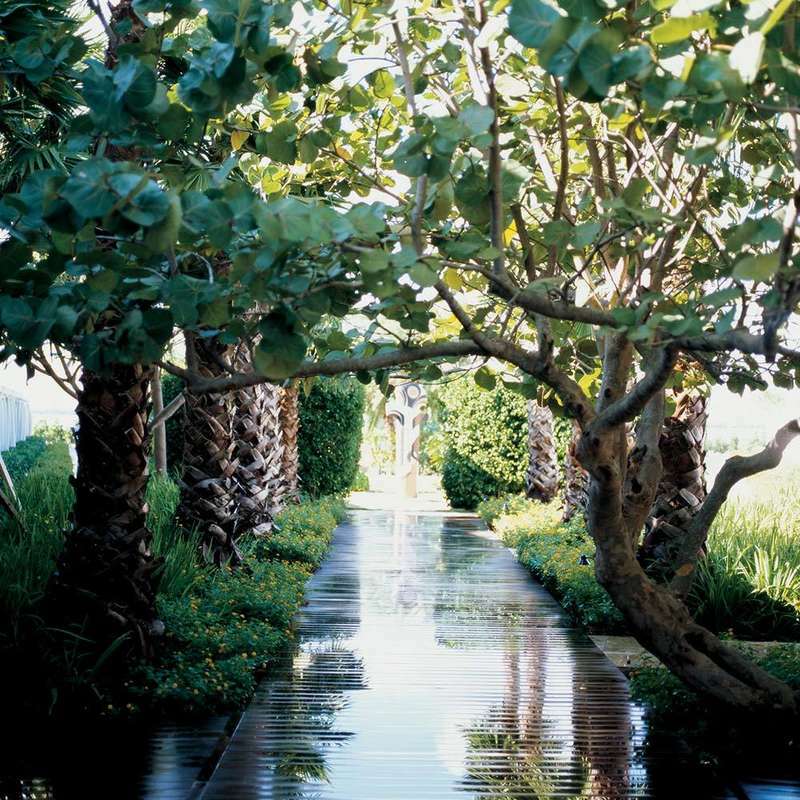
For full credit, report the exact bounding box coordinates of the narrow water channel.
[198,511,713,799]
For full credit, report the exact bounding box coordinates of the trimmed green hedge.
[438,379,527,510]
[161,371,185,473]
[2,436,47,484]
[298,377,365,497]
[485,498,625,632]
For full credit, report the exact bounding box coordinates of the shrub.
[298,377,365,497]
[437,379,527,510]
[1,435,47,484]
[32,422,73,447]
[0,441,74,635]
[476,493,538,529]
[127,493,345,715]
[688,493,800,640]
[493,501,626,632]
[161,371,185,473]
[253,496,346,567]
[630,644,800,772]
[351,470,369,491]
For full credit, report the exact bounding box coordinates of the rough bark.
[49,363,162,658]
[232,348,285,533]
[640,393,708,576]
[562,420,588,521]
[178,332,242,565]
[279,382,301,504]
[578,419,800,715]
[525,402,559,503]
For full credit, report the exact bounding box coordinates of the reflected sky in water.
[202,511,677,799]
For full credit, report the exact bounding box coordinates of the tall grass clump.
[146,472,200,599]
[0,441,74,637]
[690,489,800,639]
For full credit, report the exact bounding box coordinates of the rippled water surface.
[200,510,701,799]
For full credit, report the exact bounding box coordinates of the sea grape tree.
[2,0,800,712]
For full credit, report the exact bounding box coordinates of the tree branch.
[160,341,485,393]
[670,417,800,597]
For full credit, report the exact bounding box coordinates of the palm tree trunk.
[640,393,708,575]
[279,382,301,503]
[562,420,588,522]
[50,363,162,657]
[178,332,241,565]
[525,402,559,502]
[232,355,285,533]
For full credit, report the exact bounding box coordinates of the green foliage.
[254,496,347,567]
[0,441,73,635]
[298,377,365,497]
[495,502,626,632]
[351,470,369,491]
[688,493,800,640]
[476,493,537,529]
[160,371,185,473]
[630,644,800,771]
[32,421,72,446]
[1,435,47,483]
[438,379,527,510]
[147,473,198,600]
[123,491,345,715]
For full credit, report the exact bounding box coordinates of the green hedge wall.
[161,372,185,473]
[438,379,527,510]
[298,377,365,497]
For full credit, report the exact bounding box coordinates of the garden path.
[197,510,714,799]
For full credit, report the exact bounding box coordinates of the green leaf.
[262,121,298,164]
[369,69,395,99]
[729,32,765,84]
[255,311,308,379]
[651,13,713,44]
[459,105,495,136]
[474,367,496,390]
[732,252,780,282]
[508,0,561,48]
[409,261,439,287]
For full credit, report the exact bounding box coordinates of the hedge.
[438,379,527,509]
[161,371,185,473]
[298,377,365,497]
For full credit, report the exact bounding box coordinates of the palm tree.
[0,0,83,192]
[231,348,285,533]
[279,382,301,503]
[562,421,588,522]
[178,330,242,564]
[640,393,708,574]
[525,402,559,502]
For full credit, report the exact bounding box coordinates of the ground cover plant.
[486,491,800,640]
[0,437,346,718]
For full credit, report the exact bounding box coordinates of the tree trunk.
[178,332,242,565]
[151,367,168,476]
[562,420,588,521]
[525,402,559,502]
[578,425,799,715]
[49,363,162,658]
[232,370,285,534]
[279,382,301,503]
[640,393,708,576]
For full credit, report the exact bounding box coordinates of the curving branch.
[160,340,484,393]
[670,417,800,597]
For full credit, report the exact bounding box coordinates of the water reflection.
[204,511,682,799]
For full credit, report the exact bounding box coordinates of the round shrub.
[298,377,365,497]
[438,379,527,510]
